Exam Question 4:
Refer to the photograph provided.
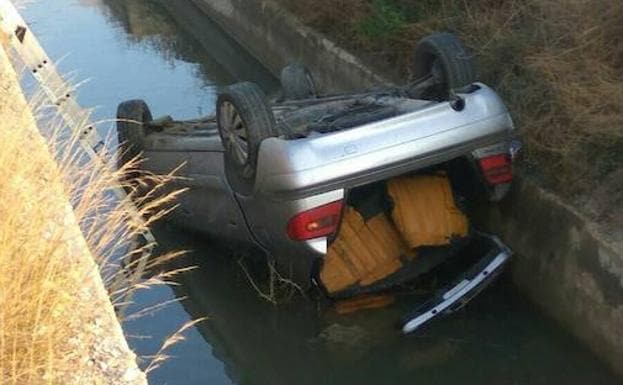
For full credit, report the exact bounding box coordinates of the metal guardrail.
[0,0,154,314]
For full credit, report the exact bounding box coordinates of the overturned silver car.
[117,33,518,333]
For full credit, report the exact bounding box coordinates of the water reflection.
[158,227,620,385]
[96,0,279,96]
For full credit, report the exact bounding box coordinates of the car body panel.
[402,234,512,333]
[255,84,514,198]
[134,82,515,290]
[141,146,256,246]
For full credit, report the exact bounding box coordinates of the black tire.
[117,99,152,167]
[412,32,477,100]
[280,63,317,100]
[217,82,277,194]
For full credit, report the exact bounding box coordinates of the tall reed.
[1,36,186,384]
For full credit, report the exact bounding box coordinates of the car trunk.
[317,158,488,300]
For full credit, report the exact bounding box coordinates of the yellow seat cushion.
[321,174,467,295]
[320,207,409,294]
[334,294,395,314]
[387,174,468,249]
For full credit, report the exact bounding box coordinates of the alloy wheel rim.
[219,101,249,165]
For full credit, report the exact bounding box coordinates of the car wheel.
[280,63,317,100]
[117,99,152,167]
[217,82,277,194]
[411,32,477,100]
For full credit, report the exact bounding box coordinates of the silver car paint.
[402,248,511,333]
[141,140,254,245]
[254,84,513,197]
[140,83,514,281]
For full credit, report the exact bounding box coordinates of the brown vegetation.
[0,43,185,383]
[278,0,623,196]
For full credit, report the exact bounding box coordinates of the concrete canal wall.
[0,38,146,385]
[479,176,623,376]
[187,0,391,93]
[188,0,623,377]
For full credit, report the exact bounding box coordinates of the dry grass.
[279,0,623,196]
[237,257,305,305]
[0,42,189,384]
[142,318,205,375]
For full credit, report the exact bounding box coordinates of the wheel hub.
[219,101,249,165]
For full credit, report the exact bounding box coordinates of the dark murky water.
[22,1,621,384]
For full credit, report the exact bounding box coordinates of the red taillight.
[287,200,344,241]
[479,154,513,185]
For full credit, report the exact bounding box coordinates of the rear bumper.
[401,233,511,333]
[255,84,514,197]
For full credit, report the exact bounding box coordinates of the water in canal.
[21,1,621,384]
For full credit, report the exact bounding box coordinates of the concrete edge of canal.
[187,0,623,377]
[0,37,147,385]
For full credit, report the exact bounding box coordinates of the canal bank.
[0,31,145,385]
[185,0,623,377]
